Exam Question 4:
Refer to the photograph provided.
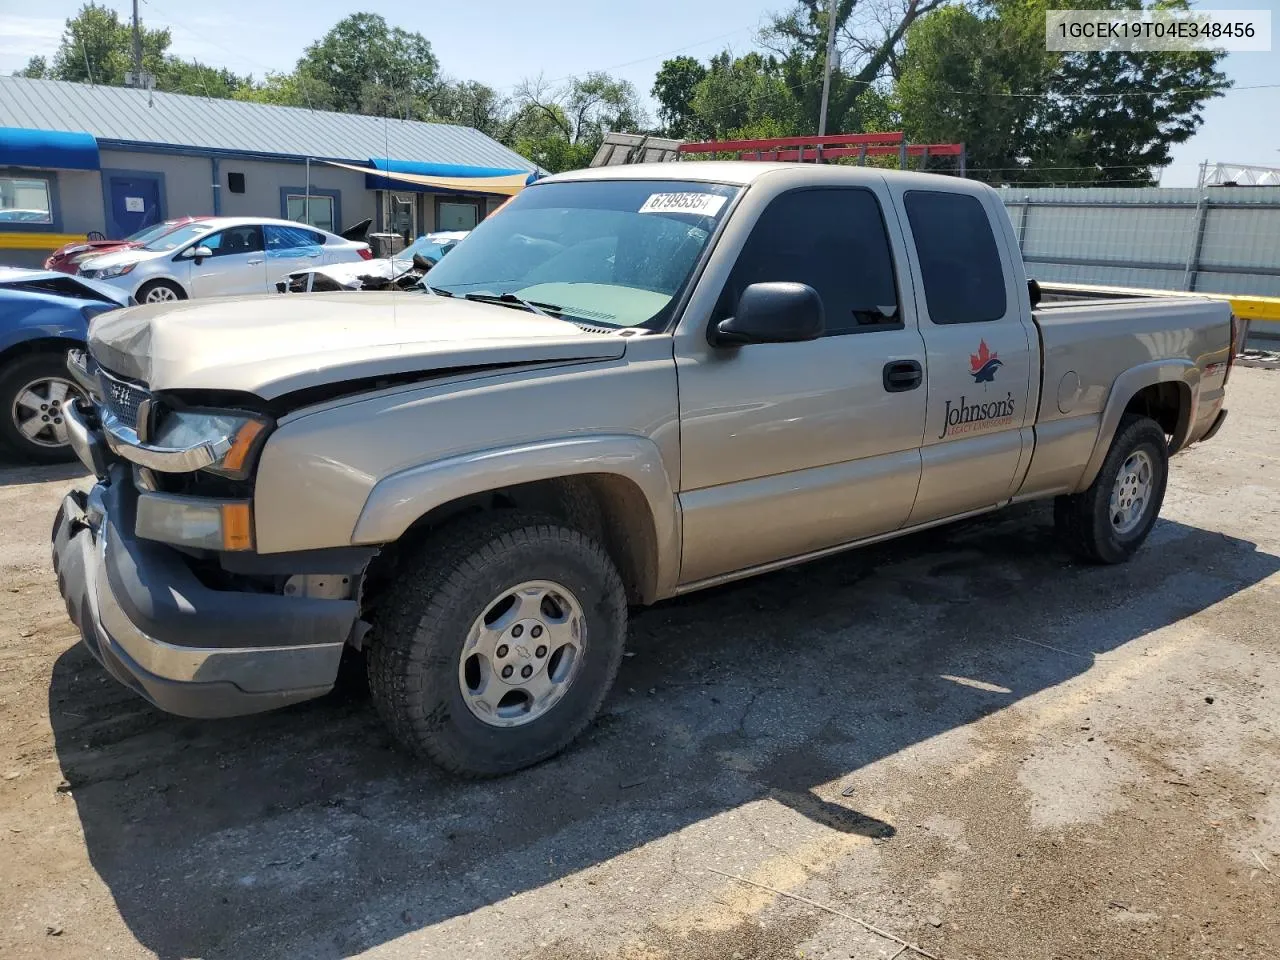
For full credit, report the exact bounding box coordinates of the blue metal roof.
[0,76,536,172]
[0,126,100,170]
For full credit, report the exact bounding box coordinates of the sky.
[0,0,1276,187]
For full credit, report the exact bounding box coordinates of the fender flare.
[350,434,681,599]
[1077,359,1198,491]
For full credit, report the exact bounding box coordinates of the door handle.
[307,252,321,258]
[883,359,923,393]
[246,258,264,265]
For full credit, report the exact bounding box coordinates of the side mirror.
[411,252,435,272]
[188,245,213,263]
[1028,277,1042,308]
[713,282,824,346]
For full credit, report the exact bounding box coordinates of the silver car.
[76,217,372,303]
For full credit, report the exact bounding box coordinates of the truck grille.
[98,369,151,432]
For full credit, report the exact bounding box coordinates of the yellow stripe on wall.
[0,232,88,250]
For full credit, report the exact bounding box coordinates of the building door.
[103,171,164,239]
[435,196,484,231]
[382,191,417,243]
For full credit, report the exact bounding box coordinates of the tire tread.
[366,512,626,778]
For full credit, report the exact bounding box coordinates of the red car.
[44,217,209,274]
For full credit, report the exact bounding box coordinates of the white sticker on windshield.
[638,192,727,217]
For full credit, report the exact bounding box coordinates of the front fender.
[1077,359,1198,491]
[350,434,682,598]
[0,306,86,357]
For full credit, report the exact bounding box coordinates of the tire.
[1055,415,1169,564]
[367,512,628,777]
[135,279,186,304]
[0,352,84,464]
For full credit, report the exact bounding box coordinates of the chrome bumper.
[51,471,356,719]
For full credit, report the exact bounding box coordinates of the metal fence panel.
[999,186,1280,296]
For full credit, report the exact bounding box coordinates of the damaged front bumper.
[51,464,358,719]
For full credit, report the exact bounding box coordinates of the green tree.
[232,71,336,110]
[762,0,948,133]
[295,13,439,116]
[896,0,1229,184]
[16,56,48,78]
[510,73,647,171]
[687,51,803,140]
[48,2,170,86]
[651,56,708,138]
[429,80,511,139]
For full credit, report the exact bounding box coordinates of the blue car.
[0,267,129,463]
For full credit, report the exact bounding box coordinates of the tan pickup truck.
[52,163,1240,776]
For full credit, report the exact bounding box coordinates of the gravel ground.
[1,366,1277,960]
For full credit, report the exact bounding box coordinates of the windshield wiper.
[461,292,561,317]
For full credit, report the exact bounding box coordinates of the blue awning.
[0,127,100,171]
[365,157,537,194]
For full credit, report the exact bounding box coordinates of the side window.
[202,225,263,258]
[719,187,900,336]
[903,190,1007,324]
[266,224,323,254]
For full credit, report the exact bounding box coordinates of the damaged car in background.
[276,231,469,293]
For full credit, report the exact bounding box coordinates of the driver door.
[188,225,267,297]
[674,183,928,586]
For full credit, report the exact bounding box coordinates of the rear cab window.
[903,190,1007,325]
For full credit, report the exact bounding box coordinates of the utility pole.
[817,0,838,137]
[131,0,143,85]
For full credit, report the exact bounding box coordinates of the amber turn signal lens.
[220,502,254,551]
[221,420,266,474]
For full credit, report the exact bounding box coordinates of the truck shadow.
[47,503,1280,959]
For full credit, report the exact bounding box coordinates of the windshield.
[145,222,216,252]
[126,220,186,244]
[423,179,740,329]
[398,234,461,264]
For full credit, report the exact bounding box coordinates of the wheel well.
[1123,382,1189,449]
[136,277,186,297]
[0,337,78,371]
[368,475,660,606]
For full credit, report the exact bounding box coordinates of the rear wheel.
[0,352,84,464]
[135,279,185,304]
[1055,415,1168,564]
[367,513,628,777]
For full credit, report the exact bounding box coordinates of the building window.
[227,172,246,194]
[437,199,481,231]
[0,175,54,224]
[286,194,335,232]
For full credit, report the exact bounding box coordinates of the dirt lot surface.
[1,367,1278,960]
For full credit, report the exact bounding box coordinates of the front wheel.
[0,352,85,464]
[135,279,186,304]
[1055,415,1169,564]
[367,513,628,777]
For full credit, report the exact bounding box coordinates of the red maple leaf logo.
[970,339,997,374]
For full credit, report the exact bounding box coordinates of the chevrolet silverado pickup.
[51,163,1239,777]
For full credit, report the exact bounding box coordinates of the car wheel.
[0,352,86,464]
[367,512,628,777]
[136,280,186,304]
[1055,415,1169,564]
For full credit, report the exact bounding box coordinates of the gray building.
[0,76,537,268]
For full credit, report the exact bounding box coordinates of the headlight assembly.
[92,262,136,279]
[149,410,270,479]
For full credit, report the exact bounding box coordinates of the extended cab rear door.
[887,185,1037,524]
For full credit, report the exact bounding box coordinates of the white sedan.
[76,217,373,303]
[276,231,469,293]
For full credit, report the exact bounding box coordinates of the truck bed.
[1016,293,1233,500]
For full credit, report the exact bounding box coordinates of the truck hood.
[87,292,628,400]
